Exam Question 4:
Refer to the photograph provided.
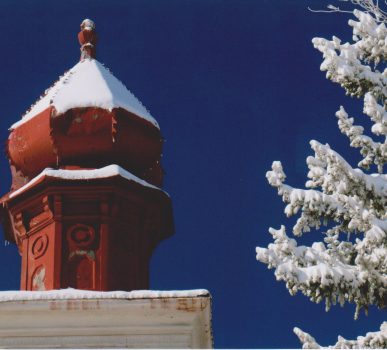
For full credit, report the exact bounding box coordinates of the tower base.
[0,289,212,348]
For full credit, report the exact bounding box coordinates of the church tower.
[0,19,174,292]
[0,20,212,348]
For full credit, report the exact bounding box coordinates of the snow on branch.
[349,9,387,63]
[311,8,387,101]
[294,322,387,349]
[268,150,387,234]
[312,34,387,100]
[262,153,387,314]
[336,103,387,172]
[293,327,321,349]
[306,140,387,206]
[256,221,386,316]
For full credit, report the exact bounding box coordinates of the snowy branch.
[256,5,387,348]
[294,322,387,349]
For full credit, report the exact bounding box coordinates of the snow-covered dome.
[11,58,158,130]
[7,19,164,189]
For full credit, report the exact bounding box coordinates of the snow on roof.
[0,288,210,303]
[9,164,166,199]
[10,59,158,130]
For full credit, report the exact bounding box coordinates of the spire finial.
[78,18,97,60]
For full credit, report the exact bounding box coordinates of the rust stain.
[80,300,101,310]
[176,298,198,312]
[49,300,101,311]
[49,301,61,310]
[66,300,80,310]
[175,297,209,312]
[81,300,89,310]
[160,298,171,309]
[200,298,209,310]
[150,298,157,309]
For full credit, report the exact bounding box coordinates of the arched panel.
[68,255,94,290]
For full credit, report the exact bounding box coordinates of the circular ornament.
[31,234,48,259]
[67,224,95,247]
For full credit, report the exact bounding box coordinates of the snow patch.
[0,288,210,303]
[10,164,165,199]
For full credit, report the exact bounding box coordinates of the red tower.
[0,19,174,291]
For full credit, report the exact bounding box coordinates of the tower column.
[3,177,172,291]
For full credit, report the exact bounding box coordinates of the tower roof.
[11,59,158,130]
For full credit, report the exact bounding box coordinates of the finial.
[78,18,97,60]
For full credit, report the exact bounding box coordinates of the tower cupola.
[0,20,174,291]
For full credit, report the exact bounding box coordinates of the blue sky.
[0,0,384,348]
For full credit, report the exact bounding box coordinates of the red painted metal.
[0,20,174,291]
[8,107,57,191]
[1,176,173,291]
[78,19,97,59]
[8,107,163,188]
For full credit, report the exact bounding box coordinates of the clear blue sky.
[0,0,384,348]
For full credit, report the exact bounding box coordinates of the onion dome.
[7,20,163,191]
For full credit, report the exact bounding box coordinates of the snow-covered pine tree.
[256,1,386,348]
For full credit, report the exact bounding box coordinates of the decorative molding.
[31,234,49,259]
[67,224,95,248]
[53,194,62,220]
[13,213,26,243]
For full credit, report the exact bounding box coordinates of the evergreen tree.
[256,1,386,347]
